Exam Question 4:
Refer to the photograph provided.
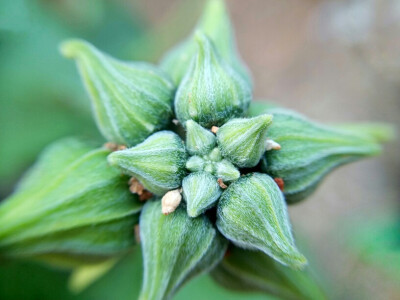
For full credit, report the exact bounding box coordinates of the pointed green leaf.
[217,115,273,168]
[61,39,174,146]
[139,200,228,300]
[108,131,187,196]
[258,108,384,203]
[160,0,251,85]
[174,32,251,128]
[185,120,216,155]
[211,247,326,300]
[0,138,142,268]
[217,173,307,269]
[182,172,222,217]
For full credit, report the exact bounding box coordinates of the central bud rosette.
[108,113,274,218]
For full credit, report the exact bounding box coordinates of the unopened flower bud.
[160,0,251,85]
[108,131,187,196]
[217,115,273,168]
[174,32,251,128]
[186,155,205,172]
[217,173,307,269]
[259,108,384,203]
[182,172,222,217]
[185,120,216,155]
[61,39,174,146]
[139,200,228,300]
[215,160,240,182]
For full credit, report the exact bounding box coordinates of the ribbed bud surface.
[217,115,273,168]
[217,173,307,269]
[61,39,174,146]
[139,200,228,300]
[259,108,383,203]
[108,131,187,196]
[174,32,251,128]
[160,0,251,85]
[185,120,216,155]
[182,172,222,217]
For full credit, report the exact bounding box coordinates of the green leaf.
[217,173,307,269]
[211,247,326,300]
[175,32,251,128]
[108,131,187,196]
[0,138,142,268]
[139,200,228,300]
[60,39,175,146]
[217,115,273,168]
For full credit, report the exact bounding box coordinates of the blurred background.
[0,0,399,299]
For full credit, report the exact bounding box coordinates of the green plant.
[0,0,391,299]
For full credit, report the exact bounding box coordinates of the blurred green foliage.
[346,213,400,284]
[0,0,150,198]
[0,248,275,300]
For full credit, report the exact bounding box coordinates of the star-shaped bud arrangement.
[0,0,392,299]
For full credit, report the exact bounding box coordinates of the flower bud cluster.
[0,1,390,299]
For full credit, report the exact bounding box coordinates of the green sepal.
[108,131,187,196]
[139,200,228,300]
[0,138,142,268]
[185,120,216,155]
[61,39,174,146]
[211,247,326,300]
[216,173,307,269]
[217,115,273,168]
[160,0,251,85]
[174,32,251,128]
[258,108,384,203]
[182,172,222,217]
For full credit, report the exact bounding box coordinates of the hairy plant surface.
[0,1,391,299]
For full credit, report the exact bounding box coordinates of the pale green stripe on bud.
[60,39,174,146]
[108,131,187,196]
[211,247,326,300]
[259,108,385,203]
[185,120,216,155]
[160,0,251,85]
[0,138,142,268]
[182,172,222,217]
[139,200,228,300]
[217,173,307,269]
[217,115,273,168]
[174,32,251,128]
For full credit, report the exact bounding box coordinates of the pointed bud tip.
[255,114,273,128]
[187,209,200,218]
[59,39,89,59]
[194,30,208,45]
[107,151,121,166]
[291,252,308,269]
